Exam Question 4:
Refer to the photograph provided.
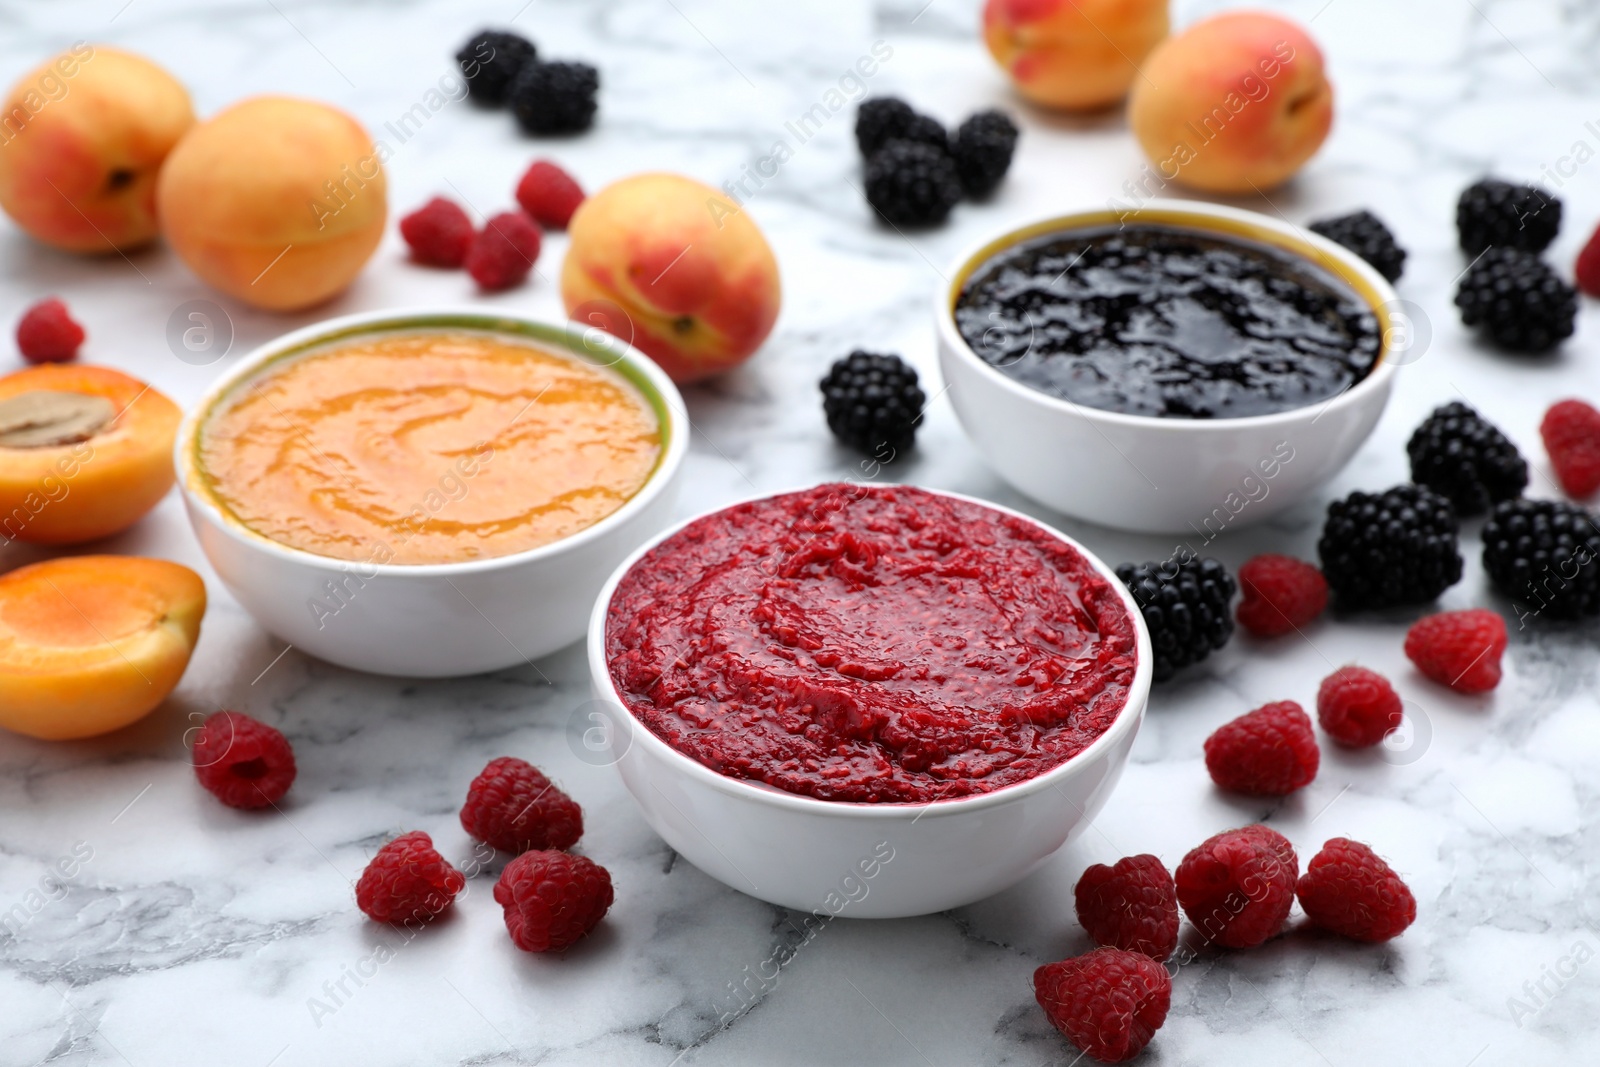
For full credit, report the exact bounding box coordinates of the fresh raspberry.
[1577,221,1600,298]
[16,298,85,363]
[493,849,613,952]
[399,197,474,268]
[1316,666,1403,747]
[1540,399,1600,498]
[515,160,585,229]
[1033,948,1172,1063]
[460,756,582,854]
[1174,824,1298,949]
[1296,838,1416,942]
[465,211,542,291]
[1235,554,1328,637]
[191,710,296,810]
[1073,854,1179,960]
[1203,700,1320,796]
[1404,609,1507,693]
[354,831,466,925]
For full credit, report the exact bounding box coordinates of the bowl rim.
[934,198,1402,432]
[174,306,690,578]
[586,482,1154,820]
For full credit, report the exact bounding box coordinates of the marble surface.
[4,0,1600,1063]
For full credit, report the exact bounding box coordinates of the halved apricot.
[0,364,182,544]
[0,555,206,739]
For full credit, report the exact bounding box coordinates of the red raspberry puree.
[605,484,1139,803]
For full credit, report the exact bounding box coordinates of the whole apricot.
[983,0,1169,111]
[561,173,780,384]
[0,555,206,740]
[1128,12,1333,193]
[157,95,387,310]
[0,45,195,253]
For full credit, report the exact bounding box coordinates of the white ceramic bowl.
[936,200,1402,534]
[587,486,1152,918]
[176,308,687,678]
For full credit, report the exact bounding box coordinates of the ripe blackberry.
[509,61,599,135]
[1481,498,1600,620]
[951,109,1019,199]
[456,30,537,107]
[1405,401,1527,516]
[855,97,919,156]
[1318,484,1462,610]
[1456,178,1561,255]
[1455,248,1577,354]
[819,350,925,460]
[863,140,962,227]
[1308,209,1406,282]
[1115,552,1236,683]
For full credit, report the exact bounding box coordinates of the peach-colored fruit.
[157,95,387,311]
[1128,11,1333,193]
[0,46,195,253]
[561,173,780,384]
[983,0,1169,111]
[0,555,206,740]
[0,364,182,544]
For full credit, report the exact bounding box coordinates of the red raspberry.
[191,710,296,809]
[465,211,542,291]
[515,160,585,229]
[399,196,474,267]
[1203,700,1320,796]
[1540,399,1600,498]
[1576,221,1600,298]
[493,849,613,952]
[1296,838,1416,942]
[1235,554,1328,637]
[1174,824,1297,949]
[16,298,85,363]
[1073,854,1179,960]
[1404,609,1507,693]
[354,831,466,925]
[1033,947,1172,1063]
[460,756,582,854]
[1316,666,1403,747]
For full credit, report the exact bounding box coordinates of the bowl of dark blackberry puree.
[936,200,1400,533]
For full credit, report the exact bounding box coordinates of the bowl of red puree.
[588,483,1152,917]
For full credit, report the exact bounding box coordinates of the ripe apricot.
[0,555,206,739]
[0,364,181,544]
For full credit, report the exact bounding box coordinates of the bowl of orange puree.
[176,309,687,677]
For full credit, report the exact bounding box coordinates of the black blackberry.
[509,61,599,135]
[863,140,963,228]
[1456,178,1562,255]
[1318,484,1463,610]
[951,110,1019,199]
[855,97,915,156]
[1116,553,1236,683]
[1308,209,1406,282]
[819,351,926,460]
[1482,498,1600,620]
[1454,247,1576,354]
[899,113,950,153]
[455,30,537,107]
[1405,402,1528,516]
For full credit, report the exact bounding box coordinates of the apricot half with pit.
[0,555,206,739]
[0,364,181,544]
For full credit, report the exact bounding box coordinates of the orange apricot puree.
[196,330,662,565]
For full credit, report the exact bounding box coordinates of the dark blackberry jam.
[954,224,1382,419]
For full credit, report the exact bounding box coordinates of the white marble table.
[3,0,1599,1063]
